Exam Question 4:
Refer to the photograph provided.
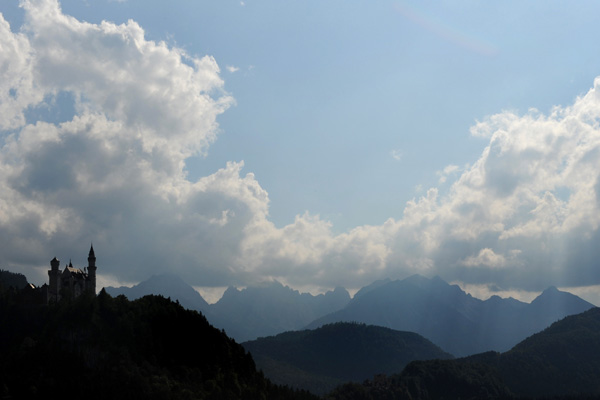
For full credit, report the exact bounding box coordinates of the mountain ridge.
[105,273,210,313]
[107,274,352,343]
[243,322,453,395]
[328,307,600,399]
[306,274,595,356]
[106,272,594,352]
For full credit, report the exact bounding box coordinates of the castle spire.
[87,244,97,294]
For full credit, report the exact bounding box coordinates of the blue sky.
[2,0,600,304]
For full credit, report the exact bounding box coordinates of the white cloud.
[226,65,240,73]
[194,286,228,304]
[461,248,507,268]
[0,15,42,130]
[437,164,459,183]
[2,0,600,296]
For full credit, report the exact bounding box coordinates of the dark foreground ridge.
[0,285,317,400]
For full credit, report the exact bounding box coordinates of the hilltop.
[243,322,453,395]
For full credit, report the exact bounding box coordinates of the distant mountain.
[105,273,210,313]
[243,322,453,395]
[210,282,351,342]
[467,306,600,397]
[328,307,600,399]
[105,274,351,343]
[307,275,595,356]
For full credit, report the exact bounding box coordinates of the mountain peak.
[532,286,567,303]
[529,285,594,316]
[104,273,209,311]
[542,286,559,294]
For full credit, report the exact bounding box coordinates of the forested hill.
[467,306,600,397]
[0,269,28,290]
[0,288,317,400]
[326,307,600,400]
[243,322,453,395]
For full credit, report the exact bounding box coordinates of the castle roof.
[64,265,87,278]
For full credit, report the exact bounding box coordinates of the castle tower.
[48,257,61,302]
[87,244,97,294]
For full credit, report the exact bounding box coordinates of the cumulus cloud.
[437,164,459,183]
[2,0,600,298]
[461,248,508,269]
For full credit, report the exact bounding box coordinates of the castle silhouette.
[46,245,97,303]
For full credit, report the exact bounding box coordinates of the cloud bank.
[2,1,600,299]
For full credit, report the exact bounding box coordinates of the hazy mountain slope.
[105,273,210,313]
[243,322,453,395]
[106,274,351,343]
[306,275,484,356]
[468,306,600,397]
[307,275,595,356]
[328,307,600,399]
[210,282,351,342]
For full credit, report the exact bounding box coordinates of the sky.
[2,0,600,305]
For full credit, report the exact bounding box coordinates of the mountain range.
[106,273,595,356]
[306,274,595,356]
[243,322,453,395]
[4,269,600,399]
[105,273,210,313]
[106,276,351,342]
[209,282,351,342]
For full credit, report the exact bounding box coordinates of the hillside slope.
[468,306,600,397]
[327,307,600,399]
[244,322,453,395]
[210,281,351,342]
[0,288,317,400]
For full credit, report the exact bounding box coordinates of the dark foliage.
[467,307,600,397]
[326,360,513,400]
[0,269,28,290]
[327,308,600,400]
[0,288,318,400]
[244,322,452,395]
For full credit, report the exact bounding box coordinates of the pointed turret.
[87,244,97,294]
[88,244,96,265]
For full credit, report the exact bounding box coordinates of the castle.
[46,245,97,303]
